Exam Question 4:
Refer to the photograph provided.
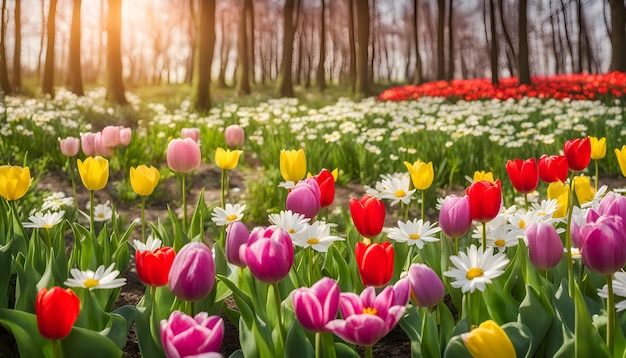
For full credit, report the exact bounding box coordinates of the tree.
[42,0,58,97]
[355,0,370,95]
[317,0,326,92]
[609,0,626,71]
[348,0,356,91]
[518,0,530,84]
[68,0,84,96]
[276,0,297,97]
[192,0,216,110]
[107,0,128,105]
[447,0,454,80]
[0,0,10,95]
[12,0,21,93]
[488,0,499,85]
[236,0,252,95]
[436,0,445,80]
[412,0,422,84]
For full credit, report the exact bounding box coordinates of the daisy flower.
[211,203,246,226]
[130,235,162,252]
[484,225,518,252]
[84,201,113,222]
[376,174,416,206]
[598,271,626,312]
[22,210,65,229]
[387,219,440,249]
[41,192,73,211]
[291,221,344,252]
[268,210,310,236]
[443,245,510,293]
[581,185,608,209]
[530,199,559,220]
[507,210,546,241]
[64,263,127,290]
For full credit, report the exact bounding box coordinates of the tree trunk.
[488,0,499,85]
[185,0,196,85]
[610,0,626,72]
[436,0,445,80]
[317,0,326,92]
[236,0,251,95]
[218,8,229,88]
[0,0,11,95]
[348,0,357,92]
[276,0,296,97]
[106,0,128,105]
[12,0,21,93]
[68,0,84,96]
[412,0,422,84]
[42,0,58,97]
[446,0,454,81]
[248,0,255,84]
[518,0,530,84]
[192,0,215,110]
[37,0,46,79]
[355,0,370,95]
[498,0,517,77]
[559,0,575,72]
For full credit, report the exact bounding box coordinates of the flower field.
[1,73,626,358]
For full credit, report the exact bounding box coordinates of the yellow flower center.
[495,239,505,247]
[394,189,406,198]
[362,307,378,315]
[83,278,100,288]
[307,238,320,245]
[288,228,296,234]
[466,267,484,280]
[97,213,105,218]
[409,233,421,240]
[42,224,53,229]
[226,214,238,222]
[518,220,526,229]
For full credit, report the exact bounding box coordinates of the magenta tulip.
[526,222,564,270]
[168,242,215,301]
[167,138,201,173]
[407,263,445,307]
[439,195,473,238]
[224,124,245,147]
[292,277,340,332]
[93,132,115,157]
[580,216,626,275]
[597,192,626,224]
[286,178,321,219]
[239,226,294,284]
[101,125,121,148]
[182,127,200,143]
[119,127,132,146]
[225,221,250,267]
[160,311,224,358]
[81,132,96,156]
[59,136,80,157]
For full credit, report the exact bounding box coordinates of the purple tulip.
[439,195,473,238]
[324,280,409,347]
[225,221,250,268]
[292,277,340,332]
[526,222,564,270]
[167,138,201,173]
[81,132,96,156]
[224,124,245,148]
[59,136,80,157]
[239,226,294,284]
[286,178,321,219]
[597,192,626,224]
[160,311,224,358]
[407,264,445,307]
[168,242,215,301]
[580,215,626,275]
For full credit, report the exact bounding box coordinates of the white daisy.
[376,174,416,206]
[443,245,510,293]
[130,235,162,252]
[484,225,518,252]
[41,192,73,211]
[64,263,126,290]
[268,210,310,236]
[530,199,559,220]
[22,210,65,229]
[581,185,608,209]
[387,219,441,249]
[84,201,113,222]
[507,210,546,241]
[211,203,246,226]
[598,271,626,312]
[291,221,344,252]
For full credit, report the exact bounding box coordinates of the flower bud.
[224,124,245,147]
[0,165,31,201]
[169,242,216,301]
[130,165,160,196]
[526,222,563,270]
[182,127,200,143]
[77,156,109,191]
[580,215,626,275]
[35,287,80,340]
[160,311,224,358]
[59,136,80,157]
[101,125,121,148]
[94,132,115,157]
[167,138,201,173]
[439,195,472,238]
[119,127,132,146]
[240,227,294,284]
[81,132,96,156]
[408,263,444,307]
[136,247,176,287]
[225,221,250,267]
[286,178,321,219]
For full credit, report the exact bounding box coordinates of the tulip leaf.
[334,342,360,358]
[573,280,611,358]
[421,308,441,358]
[0,308,51,358]
[0,240,12,308]
[285,319,314,358]
[101,311,134,349]
[62,325,124,358]
[437,301,455,352]
[217,274,255,328]
[227,350,245,358]
[442,335,472,358]
[398,305,422,342]
[13,254,41,313]
[501,322,533,358]
[187,188,206,239]
[517,285,553,357]
[322,245,353,293]
[483,280,518,324]
[134,303,166,358]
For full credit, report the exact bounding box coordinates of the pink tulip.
[167,138,201,173]
[81,132,96,156]
[225,221,250,267]
[526,222,563,270]
[59,136,80,157]
[325,279,409,347]
[94,132,115,157]
[286,178,321,219]
[182,128,200,143]
[580,215,626,274]
[239,226,294,284]
[438,195,473,238]
[407,263,445,307]
[292,277,340,332]
[119,127,132,146]
[168,242,215,301]
[160,311,224,358]
[597,192,626,224]
[224,124,245,147]
[101,125,121,148]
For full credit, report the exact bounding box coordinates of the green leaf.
[501,322,533,358]
[517,285,553,357]
[101,311,133,349]
[284,319,314,358]
[335,342,360,358]
[0,308,50,358]
[483,280,518,324]
[421,308,441,358]
[573,280,611,358]
[134,303,166,358]
[217,273,255,328]
[62,326,124,358]
[322,245,353,293]
[0,240,13,308]
[442,335,472,358]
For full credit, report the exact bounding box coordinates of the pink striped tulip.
[292,277,340,332]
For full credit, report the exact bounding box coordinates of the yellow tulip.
[77,156,109,191]
[547,181,569,218]
[616,145,626,177]
[130,165,160,196]
[280,149,306,182]
[331,168,338,182]
[462,320,516,358]
[215,147,243,170]
[473,171,494,183]
[573,175,594,204]
[589,136,606,160]
[0,165,31,201]
[404,160,434,190]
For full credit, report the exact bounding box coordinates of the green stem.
[466,292,472,329]
[565,172,575,296]
[594,159,599,193]
[181,173,187,231]
[52,339,58,358]
[315,332,322,358]
[403,244,416,272]
[365,345,373,358]
[454,237,459,256]
[481,222,487,252]
[89,190,95,235]
[272,283,286,342]
[421,190,425,222]
[141,196,146,243]
[523,193,528,212]
[607,274,615,354]
[68,158,78,209]
[220,169,226,209]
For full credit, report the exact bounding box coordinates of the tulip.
[119,127,132,146]
[597,192,626,224]
[589,136,606,160]
[169,242,216,301]
[466,180,502,223]
[505,158,539,194]
[130,165,160,196]
[313,168,335,208]
[225,221,250,267]
[101,125,121,148]
[136,247,176,287]
[573,175,594,205]
[403,160,434,190]
[280,149,306,182]
[215,147,243,170]
[579,215,626,275]
[59,136,80,157]
[240,226,294,284]
[93,132,115,157]
[547,181,569,218]
[407,263,445,307]
[461,320,516,358]
[167,138,201,173]
[77,156,109,191]
[350,194,386,239]
[181,127,200,143]
[538,154,569,183]
[292,277,340,332]
[526,222,563,270]
[286,178,321,219]
[160,311,224,358]
[0,165,31,201]
[564,137,591,171]
[225,124,245,147]
[355,241,394,287]
[81,132,96,156]
[35,287,80,340]
[438,195,472,239]
[615,145,626,177]
[472,171,494,183]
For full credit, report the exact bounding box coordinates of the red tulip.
[355,241,394,287]
[313,169,335,208]
[349,194,385,239]
[35,287,80,340]
[564,137,591,171]
[136,247,176,287]
[505,158,539,194]
[538,155,569,183]
[466,180,502,223]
